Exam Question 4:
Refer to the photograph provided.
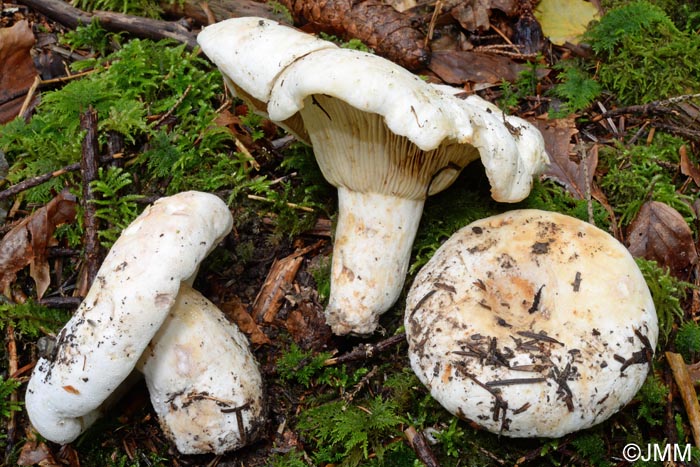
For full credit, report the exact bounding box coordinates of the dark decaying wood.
[279,0,431,70]
[79,108,102,292]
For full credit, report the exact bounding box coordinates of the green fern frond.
[585,1,678,56]
[90,167,143,247]
[0,301,71,339]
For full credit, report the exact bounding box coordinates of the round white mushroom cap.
[136,283,265,455]
[25,191,233,445]
[405,209,657,437]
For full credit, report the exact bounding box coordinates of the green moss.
[635,374,669,427]
[276,343,333,388]
[585,1,700,104]
[297,396,405,466]
[549,60,602,117]
[571,432,612,467]
[90,167,143,247]
[675,321,700,363]
[411,168,501,274]
[636,258,692,344]
[598,134,695,228]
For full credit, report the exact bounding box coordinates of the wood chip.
[666,351,700,448]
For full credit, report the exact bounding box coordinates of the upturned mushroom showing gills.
[25,191,265,453]
[405,209,658,437]
[198,18,549,335]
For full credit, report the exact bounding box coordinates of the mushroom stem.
[325,187,424,335]
[137,283,265,455]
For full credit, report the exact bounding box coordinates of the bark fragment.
[280,0,431,70]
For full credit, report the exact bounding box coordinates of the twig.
[153,84,192,128]
[4,325,18,464]
[404,426,441,467]
[592,93,700,121]
[247,194,315,213]
[17,0,196,48]
[343,365,378,402]
[666,352,700,448]
[80,107,102,291]
[324,333,406,366]
[0,163,80,201]
[424,0,442,49]
[0,154,128,201]
[38,296,83,308]
[18,74,40,119]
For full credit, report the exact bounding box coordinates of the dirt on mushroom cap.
[405,209,658,438]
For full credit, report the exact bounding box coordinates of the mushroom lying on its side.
[25,191,265,454]
[137,283,265,455]
[198,18,549,335]
[405,209,657,437]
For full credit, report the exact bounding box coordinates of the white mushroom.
[405,209,658,437]
[136,283,265,455]
[24,191,247,447]
[198,18,549,335]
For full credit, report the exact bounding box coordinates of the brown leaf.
[0,189,78,298]
[449,0,518,31]
[17,439,60,466]
[536,118,599,200]
[428,50,549,86]
[284,300,332,350]
[626,201,698,279]
[0,21,39,123]
[680,144,700,187]
[220,296,271,345]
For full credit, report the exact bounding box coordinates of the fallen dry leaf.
[449,0,518,32]
[0,189,78,298]
[626,201,698,280]
[17,439,61,466]
[536,117,598,200]
[534,0,599,45]
[0,20,39,123]
[428,50,548,86]
[680,144,700,187]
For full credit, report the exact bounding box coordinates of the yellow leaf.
[534,0,600,45]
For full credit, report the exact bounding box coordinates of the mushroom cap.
[268,48,476,152]
[198,17,549,202]
[405,209,657,437]
[137,283,265,455]
[196,17,336,105]
[25,191,233,444]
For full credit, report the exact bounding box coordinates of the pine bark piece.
[666,351,700,448]
[280,0,431,70]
